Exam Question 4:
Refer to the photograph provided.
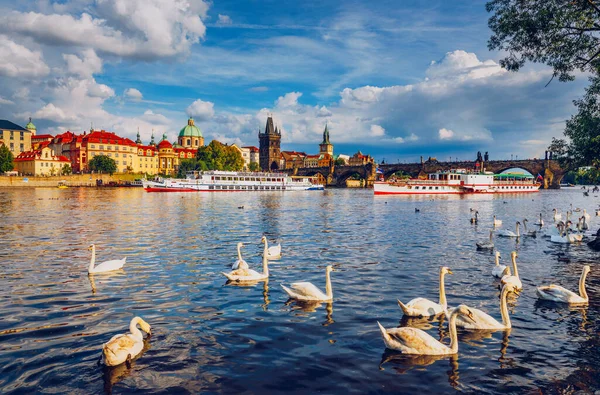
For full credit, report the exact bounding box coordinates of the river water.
[0,187,599,394]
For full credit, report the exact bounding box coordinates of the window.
[123,161,127,165]
[19,144,23,151]
[91,145,96,149]
[187,139,191,146]
[99,145,104,150]
[20,132,23,140]
[10,131,13,139]
[115,153,119,158]
[108,153,112,157]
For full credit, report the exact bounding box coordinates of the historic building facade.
[178,117,204,148]
[259,116,281,171]
[0,119,32,157]
[13,145,70,175]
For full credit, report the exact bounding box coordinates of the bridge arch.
[335,168,369,187]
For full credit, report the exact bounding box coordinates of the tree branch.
[586,0,600,16]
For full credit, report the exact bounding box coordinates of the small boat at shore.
[374,169,540,195]
[142,170,324,192]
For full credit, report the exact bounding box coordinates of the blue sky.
[0,0,588,163]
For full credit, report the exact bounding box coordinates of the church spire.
[135,127,142,144]
[322,123,330,144]
[150,129,155,146]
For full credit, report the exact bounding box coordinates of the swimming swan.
[500,251,522,290]
[281,265,334,302]
[536,213,544,227]
[497,221,520,238]
[522,219,537,237]
[447,283,516,330]
[232,242,249,270]
[492,251,508,278]
[88,244,126,274]
[536,265,590,305]
[493,215,502,228]
[263,237,281,260]
[398,267,452,317]
[377,305,475,355]
[553,209,562,222]
[476,230,494,250]
[102,317,151,367]
[222,236,269,282]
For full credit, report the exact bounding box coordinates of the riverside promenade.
[0,174,141,188]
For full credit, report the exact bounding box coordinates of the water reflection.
[102,336,152,395]
[379,351,460,388]
[284,300,334,326]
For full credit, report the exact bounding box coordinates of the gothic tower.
[259,116,281,171]
[319,123,333,156]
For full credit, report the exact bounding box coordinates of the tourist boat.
[142,170,324,192]
[374,170,541,195]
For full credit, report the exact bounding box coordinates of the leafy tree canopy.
[61,164,72,176]
[487,0,600,82]
[334,157,346,166]
[0,145,14,173]
[88,155,117,175]
[248,161,260,172]
[196,140,244,171]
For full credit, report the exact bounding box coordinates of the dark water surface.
[1,187,599,394]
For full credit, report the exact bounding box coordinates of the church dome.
[157,139,172,149]
[25,118,36,131]
[179,117,203,138]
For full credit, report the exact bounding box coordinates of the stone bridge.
[379,159,566,189]
[281,158,566,188]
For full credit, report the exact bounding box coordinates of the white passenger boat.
[374,170,541,195]
[142,170,324,192]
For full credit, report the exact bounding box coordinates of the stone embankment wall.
[0,174,140,188]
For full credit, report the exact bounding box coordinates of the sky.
[0,0,589,163]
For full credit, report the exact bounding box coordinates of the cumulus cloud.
[0,97,14,105]
[439,128,454,140]
[63,49,102,78]
[124,88,143,101]
[32,103,77,123]
[217,14,232,25]
[370,124,385,137]
[186,99,215,120]
[275,92,302,108]
[141,109,171,125]
[0,36,49,77]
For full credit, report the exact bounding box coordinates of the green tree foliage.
[196,140,244,171]
[487,0,600,82]
[88,155,117,175]
[177,158,208,178]
[334,157,346,166]
[248,162,260,172]
[61,163,72,175]
[0,145,14,173]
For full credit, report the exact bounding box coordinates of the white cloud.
[370,124,385,137]
[124,88,143,101]
[276,92,303,108]
[63,49,102,78]
[316,105,332,117]
[141,109,171,125]
[439,128,454,140]
[0,36,49,77]
[249,86,269,92]
[0,97,14,105]
[217,14,232,25]
[32,103,77,123]
[186,99,215,120]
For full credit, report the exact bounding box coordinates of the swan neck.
[499,287,511,328]
[262,243,269,276]
[439,270,447,307]
[325,269,333,299]
[516,223,520,237]
[237,244,242,260]
[511,255,519,278]
[129,318,143,339]
[448,311,459,353]
[495,253,500,267]
[579,269,589,300]
[88,246,95,272]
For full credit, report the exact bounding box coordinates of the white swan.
[377,305,475,355]
[536,213,544,227]
[497,221,520,238]
[536,265,590,305]
[88,244,126,274]
[102,317,151,367]
[222,236,269,282]
[583,209,591,223]
[447,283,516,330]
[579,216,589,232]
[522,219,537,237]
[232,242,249,270]
[281,265,334,302]
[500,251,522,290]
[493,215,502,228]
[263,237,281,260]
[492,251,508,278]
[551,223,581,243]
[553,208,562,222]
[476,230,494,250]
[398,267,452,317]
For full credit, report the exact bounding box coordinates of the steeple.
[135,127,142,144]
[265,116,275,135]
[322,123,330,144]
[161,133,168,142]
[150,130,155,146]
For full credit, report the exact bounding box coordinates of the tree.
[487,0,600,83]
[248,162,260,172]
[177,158,207,178]
[196,140,244,171]
[61,163,72,175]
[334,157,346,166]
[89,155,117,175]
[0,145,14,173]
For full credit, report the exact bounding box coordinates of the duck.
[470,211,479,224]
[232,242,249,270]
[492,251,509,278]
[493,215,502,228]
[553,208,562,222]
[536,265,590,305]
[476,230,494,250]
[88,244,126,274]
[446,283,516,330]
[222,236,269,282]
[263,237,281,260]
[397,267,452,317]
[101,317,151,367]
[500,251,522,291]
[497,221,520,238]
[536,213,544,227]
[376,305,475,355]
[281,265,334,302]
[521,219,537,237]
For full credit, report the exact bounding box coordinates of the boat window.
[234,177,238,181]
[435,187,439,190]
[229,186,234,190]
[209,185,214,190]
[429,186,433,190]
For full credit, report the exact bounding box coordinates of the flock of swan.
[87,204,594,368]
[378,206,594,356]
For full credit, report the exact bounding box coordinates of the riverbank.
[0,174,141,188]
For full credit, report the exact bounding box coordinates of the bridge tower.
[319,123,333,156]
[259,116,281,171]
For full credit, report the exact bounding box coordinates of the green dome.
[179,117,203,138]
[25,118,36,131]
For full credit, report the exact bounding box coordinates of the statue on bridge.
[484,152,489,162]
[476,151,483,162]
